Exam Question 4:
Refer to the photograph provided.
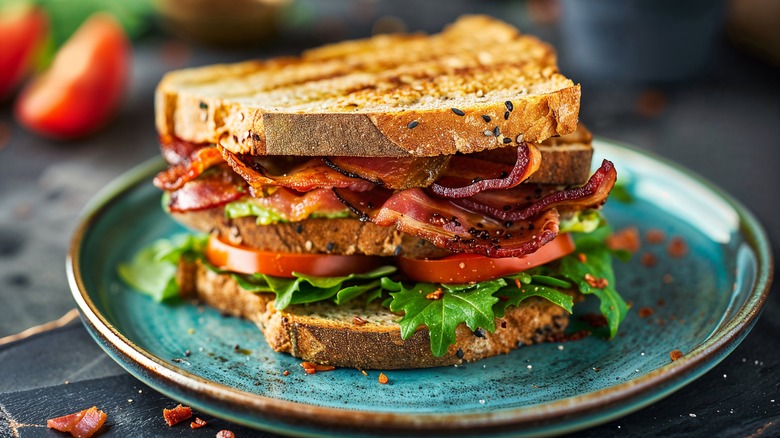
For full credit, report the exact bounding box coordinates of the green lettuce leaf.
[119,222,628,355]
[556,225,629,338]
[224,200,286,225]
[387,279,503,357]
[117,234,206,302]
[224,199,350,225]
[224,265,396,309]
[493,275,575,318]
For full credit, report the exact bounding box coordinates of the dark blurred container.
[155,0,290,46]
[560,0,727,83]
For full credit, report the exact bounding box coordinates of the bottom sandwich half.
[177,258,581,370]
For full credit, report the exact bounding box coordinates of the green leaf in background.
[388,281,501,357]
[1,0,154,67]
[610,180,634,204]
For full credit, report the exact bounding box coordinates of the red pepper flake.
[640,252,658,267]
[47,406,107,438]
[378,373,389,385]
[426,288,444,300]
[645,229,666,244]
[282,370,290,376]
[667,237,688,258]
[638,307,655,318]
[514,278,523,289]
[577,253,587,263]
[584,273,609,289]
[190,417,207,429]
[216,430,236,438]
[606,226,640,253]
[301,361,336,374]
[353,316,367,326]
[163,404,192,427]
[670,349,683,361]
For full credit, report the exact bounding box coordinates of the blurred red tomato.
[0,5,48,98]
[15,13,130,139]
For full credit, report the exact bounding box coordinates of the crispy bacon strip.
[430,142,541,198]
[243,188,348,221]
[454,160,617,221]
[324,155,451,189]
[168,164,248,212]
[154,146,224,191]
[334,186,559,257]
[159,135,209,165]
[47,406,107,438]
[220,146,375,193]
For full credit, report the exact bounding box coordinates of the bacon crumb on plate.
[667,237,688,258]
[47,406,107,438]
[640,252,658,267]
[163,404,192,426]
[645,229,666,244]
[606,226,640,253]
[638,307,655,318]
[190,417,207,429]
[216,430,236,438]
[301,361,336,374]
[670,349,684,361]
[378,373,389,384]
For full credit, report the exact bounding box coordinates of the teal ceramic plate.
[67,139,772,437]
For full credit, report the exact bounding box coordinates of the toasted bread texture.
[177,259,576,369]
[172,212,449,258]
[156,15,580,157]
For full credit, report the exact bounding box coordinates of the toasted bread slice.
[156,15,580,157]
[172,212,449,258]
[178,259,576,369]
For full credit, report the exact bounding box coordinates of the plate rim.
[66,138,774,436]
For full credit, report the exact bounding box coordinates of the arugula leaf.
[557,226,629,338]
[493,277,574,318]
[117,234,206,302]
[529,275,572,288]
[388,281,502,357]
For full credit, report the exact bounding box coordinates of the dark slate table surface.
[1,5,778,437]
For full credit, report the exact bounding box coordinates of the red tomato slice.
[205,235,384,278]
[15,12,129,139]
[397,233,575,283]
[0,5,48,98]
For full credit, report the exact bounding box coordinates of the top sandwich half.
[155,15,580,158]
